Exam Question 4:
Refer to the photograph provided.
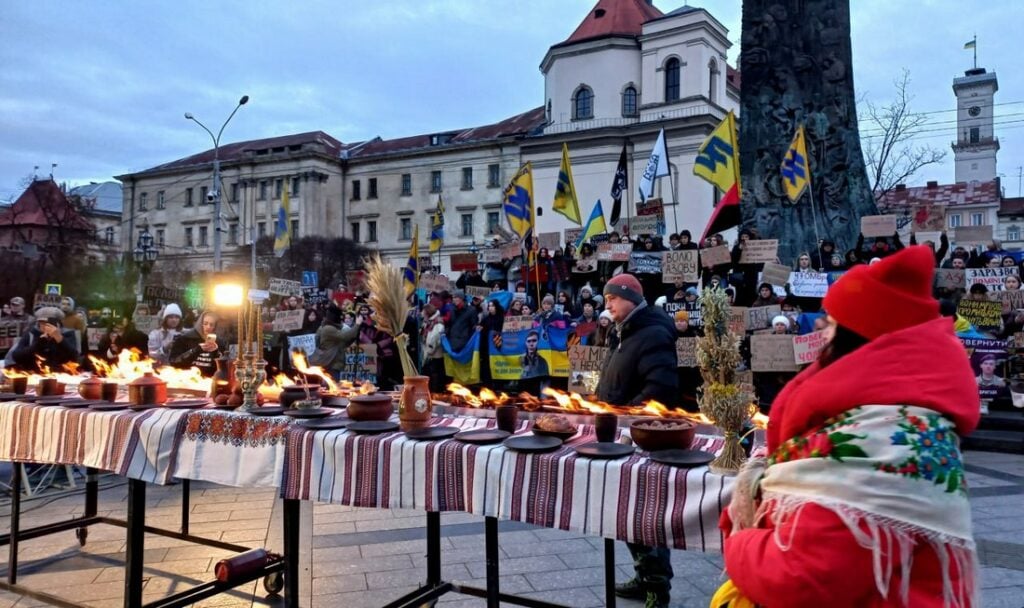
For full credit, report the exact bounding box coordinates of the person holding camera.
[169,311,225,376]
[5,306,79,372]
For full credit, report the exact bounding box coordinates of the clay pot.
[629,419,696,452]
[279,384,321,409]
[209,357,236,399]
[348,393,394,422]
[37,378,64,396]
[398,376,432,431]
[78,376,103,400]
[128,372,168,405]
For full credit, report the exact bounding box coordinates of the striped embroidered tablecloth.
[282,415,736,551]
[0,401,188,484]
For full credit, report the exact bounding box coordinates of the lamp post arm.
[216,101,246,146]
[187,117,217,149]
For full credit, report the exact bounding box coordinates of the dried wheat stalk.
[365,255,418,378]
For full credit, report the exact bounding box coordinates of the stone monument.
[739,0,877,264]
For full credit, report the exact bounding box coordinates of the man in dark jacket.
[446,291,478,353]
[6,307,79,371]
[595,274,678,608]
[169,311,225,377]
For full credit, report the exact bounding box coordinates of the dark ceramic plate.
[346,420,399,434]
[404,425,459,441]
[248,406,288,416]
[282,407,335,419]
[648,449,715,468]
[58,399,105,409]
[165,399,210,409]
[454,428,510,445]
[297,418,349,431]
[532,426,579,440]
[503,434,563,453]
[89,402,129,412]
[574,441,635,460]
[0,392,20,402]
[35,397,73,406]
[129,403,162,411]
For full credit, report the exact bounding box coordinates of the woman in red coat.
[718,246,979,608]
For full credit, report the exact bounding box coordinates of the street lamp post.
[184,95,249,273]
[133,229,159,303]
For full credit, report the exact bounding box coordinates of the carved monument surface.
[739,0,877,263]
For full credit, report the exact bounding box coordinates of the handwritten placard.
[339,343,377,384]
[500,241,522,260]
[751,334,799,372]
[481,249,502,264]
[912,205,946,232]
[286,333,317,357]
[33,293,63,308]
[465,286,491,300]
[747,305,782,330]
[538,232,561,251]
[628,251,664,274]
[739,240,779,264]
[728,306,748,335]
[597,243,632,262]
[934,268,966,290]
[268,278,303,297]
[792,330,829,365]
[1000,289,1024,313]
[450,253,479,272]
[627,215,661,236]
[675,337,698,368]
[503,316,535,332]
[954,225,993,245]
[419,273,451,294]
[663,250,699,283]
[701,244,732,268]
[957,299,1002,330]
[569,345,609,372]
[564,228,584,246]
[761,263,791,287]
[966,267,1015,292]
[272,310,304,332]
[861,215,897,238]
[788,272,829,297]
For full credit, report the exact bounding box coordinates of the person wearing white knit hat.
[772,315,791,334]
[148,304,183,365]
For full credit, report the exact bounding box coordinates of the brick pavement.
[0,449,1022,608]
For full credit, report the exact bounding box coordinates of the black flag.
[609,143,628,226]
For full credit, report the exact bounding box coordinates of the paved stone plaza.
[0,450,1022,608]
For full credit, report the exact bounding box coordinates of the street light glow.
[212,283,245,308]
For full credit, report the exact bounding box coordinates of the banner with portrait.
[488,326,570,381]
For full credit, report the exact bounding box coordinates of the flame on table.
[291,351,339,393]
[88,349,211,391]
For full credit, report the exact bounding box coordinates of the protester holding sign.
[721,246,979,608]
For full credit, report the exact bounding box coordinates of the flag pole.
[803,126,825,265]
[668,162,680,238]
[973,34,977,70]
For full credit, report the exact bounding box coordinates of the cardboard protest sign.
[564,228,583,247]
[569,345,609,372]
[419,273,451,294]
[957,299,1002,330]
[953,225,993,245]
[912,205,946,232]
[760,263,791,287]
[286,334,317,357]
[538,232,561,251]
[450,253,479,272]
[1000,289,1024,314]
[675,337,698,368]
[747,305,782,330]
[628,251,664,274]
[788,272,829,297]
[302,287,330,308]
[728,307,748,335]
[861,215,897,238]
[272,310,304,332]
[503,316,535,332]
[481,249,502,264]
[739,240,779,264]
[663,250,699,283]
[85,327,105,351]
[965,267,1015,292]
[627,215,661,236]
[144,285,183,302]
[792,330,829,365]
[268,278,303,297]
[33,293,63,308]
[465,286,491,300]
[500,241,522,260]
[701,245,732,268]
[339,343,377,384]
[596,243,632,261]
[934,268,966,290]
[636,197,664,217]
[751,334,799,372]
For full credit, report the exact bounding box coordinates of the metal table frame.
[383,512,619,608]
[0,466,301,608]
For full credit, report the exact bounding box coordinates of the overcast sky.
[2,0,1021,202]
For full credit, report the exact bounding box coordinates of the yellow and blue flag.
[694,111,741,204]
[552,144,581,225]
[429,196,444,253]
[274,177,291,257]
[503,162,534,240]
[403,224,418,297]
[575,200,608,249]
[442,330,481,385]
[781,125,810,203]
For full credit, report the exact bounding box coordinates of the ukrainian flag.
[781,125,810,203]
[403,225,418,298]
[442,330,481,385]
[552,144,581,225]
[429,196,444,253]
[693,111,741,205]
[575,200,608,249]
[274,177,291,257]
[503,163,534,240]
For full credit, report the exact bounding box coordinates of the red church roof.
[559,0,663,46]
[0,179,94,231]
[877,179,1000,208]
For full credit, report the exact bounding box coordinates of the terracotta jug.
[398,375,432,431]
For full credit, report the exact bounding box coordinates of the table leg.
[604,538,617,608]
[8,466,21,585]
[180,479,190,535]
[484,516,499,608]
[124,479,145,608]
[283,498,300,608]
[426,511,441,586]
[84,467,98,518]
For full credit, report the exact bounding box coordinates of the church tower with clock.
[952,66,999,183]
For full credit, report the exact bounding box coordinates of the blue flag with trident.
[503,163,534,241]
[781,125,810,203]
